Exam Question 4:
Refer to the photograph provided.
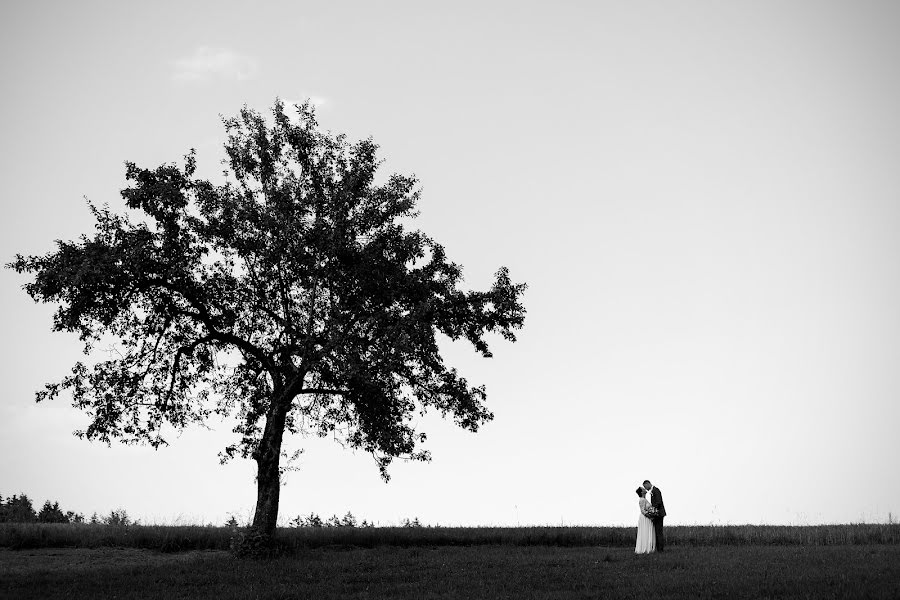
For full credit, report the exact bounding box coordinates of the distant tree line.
[286,511,373,528]
[0,493,134,525]
[281,512,423,529]
[4,493,425,529]
[0,493,83,524]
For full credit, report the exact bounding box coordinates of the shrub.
[324,514,342,528]
[66,511,85,524]
[289,513,323,528]
[104,509,132,527]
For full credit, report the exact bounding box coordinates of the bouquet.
[643,505,659,518]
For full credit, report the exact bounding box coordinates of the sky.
[1,0,899,527]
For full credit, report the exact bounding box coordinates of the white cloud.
[173,46,258,82]
[305,95,328,109]
[278,96,331,126]
[284,95,329,111]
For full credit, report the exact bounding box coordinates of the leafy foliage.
[7,99,526,531]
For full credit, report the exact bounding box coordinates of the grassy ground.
[2,544,899,599]
[2,522,898,552]
[3,524,898,598]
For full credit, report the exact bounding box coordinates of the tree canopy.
[8,100,526,535]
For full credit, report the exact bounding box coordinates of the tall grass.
[0,523,227,552]
[1,522,898,552]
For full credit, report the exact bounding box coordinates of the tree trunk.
[251,399,289,537]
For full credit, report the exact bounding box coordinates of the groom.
[643,480,666,552]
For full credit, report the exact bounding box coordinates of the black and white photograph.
[2,1,899,598]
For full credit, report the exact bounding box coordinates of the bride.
[635,487,657,554]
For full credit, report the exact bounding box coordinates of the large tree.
[8,100,526,536]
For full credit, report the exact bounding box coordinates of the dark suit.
[649,486,666,551]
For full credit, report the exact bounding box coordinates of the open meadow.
[2,523,899,599]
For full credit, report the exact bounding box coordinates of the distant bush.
[289,513,324,528]
[66,511,86,524]
[290,512,364,528]
[103,509,133,527]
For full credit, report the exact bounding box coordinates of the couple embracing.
[635,479,666,554]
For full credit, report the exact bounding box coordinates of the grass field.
[2,524,899,599]
[2,522,898,552]
[3,544,899,599]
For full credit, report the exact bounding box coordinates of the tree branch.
[295,388,348,396]
[144,277,276,373]
[164,333,217,405]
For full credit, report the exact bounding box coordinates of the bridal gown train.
[635,498,656,554]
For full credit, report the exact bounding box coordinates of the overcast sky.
[2,0,899,527]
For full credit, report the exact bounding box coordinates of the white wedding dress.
[635,497,656,554]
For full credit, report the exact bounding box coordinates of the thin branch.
[164,334,217,405]
[295,388,348,396]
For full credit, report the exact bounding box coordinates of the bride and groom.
[635,479,666,554]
